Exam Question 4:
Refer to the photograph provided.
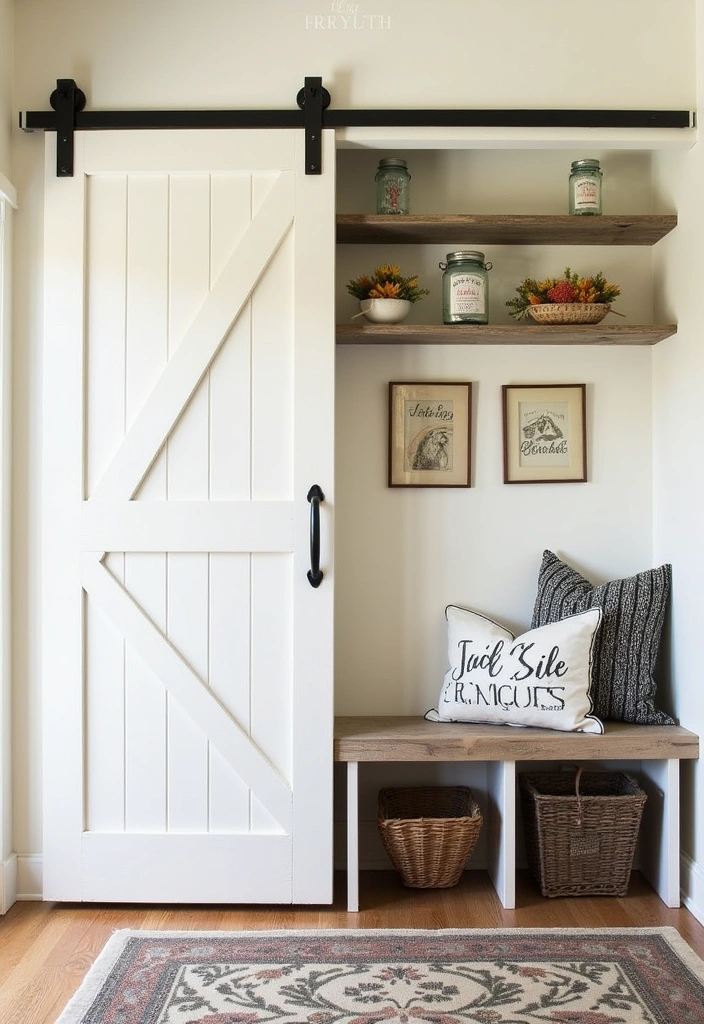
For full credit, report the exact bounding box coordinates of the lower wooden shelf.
[336,323,677,346]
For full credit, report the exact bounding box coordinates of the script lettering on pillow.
[531,550,673,725]
[426,604,603,733]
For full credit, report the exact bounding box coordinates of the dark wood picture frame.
[502,383,587,484]
[388,381,472,488]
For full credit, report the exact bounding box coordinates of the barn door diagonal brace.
[50,79,86,177]
[20,77,694,178]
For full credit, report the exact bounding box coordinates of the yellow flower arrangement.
[347,264,430,303]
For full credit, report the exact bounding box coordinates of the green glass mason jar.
[375,158,410,215]
[440,251,492,324]
[569,158,603,215]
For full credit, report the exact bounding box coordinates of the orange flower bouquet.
[506,267,620,321]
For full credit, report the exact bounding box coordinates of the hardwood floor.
[0,871,703,1024]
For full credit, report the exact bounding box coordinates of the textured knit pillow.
[426,604,603,734]
[531,550,673,725]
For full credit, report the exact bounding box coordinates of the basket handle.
[574,765,584,826]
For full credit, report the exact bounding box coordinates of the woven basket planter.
[519,768,647,898]
[527,302,610,325]
[377,786,483,889]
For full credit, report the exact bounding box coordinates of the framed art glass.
[502,383,587,483]
[389,381,472,487]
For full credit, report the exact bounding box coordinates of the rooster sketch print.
[407,427,453,471]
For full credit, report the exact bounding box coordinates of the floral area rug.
[55,927,704,1024]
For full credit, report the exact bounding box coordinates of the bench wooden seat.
[334,716,699,911]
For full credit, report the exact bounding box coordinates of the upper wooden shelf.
[336,214,677,246]
[336,323,677,346]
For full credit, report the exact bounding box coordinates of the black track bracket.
[21,78,692,179]
[297,77,330,174]
[49,79,86,177]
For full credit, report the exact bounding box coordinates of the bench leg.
[639,758,680,907]
[486,760,516,909]
[346,761,359,912]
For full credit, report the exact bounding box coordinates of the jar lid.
[571,159,601,170]
[445,250,485,264]
[377,157,408,169]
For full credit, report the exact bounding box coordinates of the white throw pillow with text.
[426,604,603,734]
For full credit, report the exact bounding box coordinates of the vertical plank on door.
[249,174,294,834]
[42,134,87,896]
[250,553,292,833]
[209,174,253,502]
[208,173,255,832]
[84,174,127,832]
[124,176,168,832]
[251,182,293,504]
[209,554,252,831]
[166,174,211,832]
[290,132,336,901]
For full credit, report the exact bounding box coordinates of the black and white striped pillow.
[531,550,673,725]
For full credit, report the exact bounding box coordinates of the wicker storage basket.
[527,302,610,325]
[377,786,482,889]
[519,768,647,898]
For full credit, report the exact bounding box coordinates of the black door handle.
[307,485,324,588]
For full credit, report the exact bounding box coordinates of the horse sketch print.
[522,413,563,442]
[519,402,570,465]
[404,400,454,472]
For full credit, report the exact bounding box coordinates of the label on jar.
[572,175,600,210]
[378,174,409,214]
[450,272,486,315]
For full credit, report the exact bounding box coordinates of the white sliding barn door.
[42,130,335,903]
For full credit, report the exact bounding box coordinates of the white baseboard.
[16,855,43,901]
[1,852,17,913]
[11,847,704,921]
[681,852,704,925]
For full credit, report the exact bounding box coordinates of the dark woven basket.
[377,786,483,889]
[519,768,647,898]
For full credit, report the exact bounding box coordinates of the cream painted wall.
[650,0,704,920]
[0,0,11,176]
[11,0,696,112]
[9,0,700,905]
[335,345,655,717]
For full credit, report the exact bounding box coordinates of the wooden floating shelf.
[336,323,678,346]
[336,214,678,246]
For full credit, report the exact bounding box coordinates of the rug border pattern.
[54,926,704,1024]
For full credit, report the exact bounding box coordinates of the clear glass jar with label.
[440,251,492,324]
[569,158,603,215]
[375,158,410,215]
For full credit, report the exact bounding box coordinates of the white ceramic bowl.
[359,298,412,324]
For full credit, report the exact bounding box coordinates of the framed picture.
[388,381,472,487]
[502,383,587,484]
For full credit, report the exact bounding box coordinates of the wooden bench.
[334,716,699,912]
